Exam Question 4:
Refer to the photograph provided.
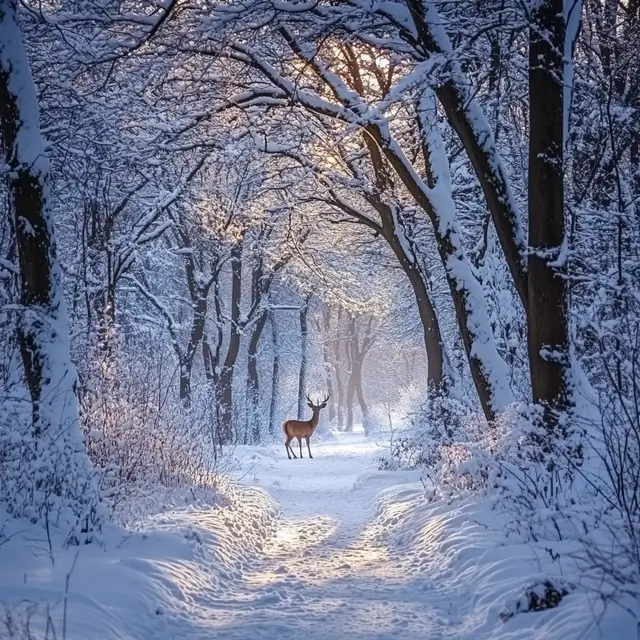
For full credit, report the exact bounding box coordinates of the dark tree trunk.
[334,339,345,429]
[217,240,244,443]
[297,294,310,420]
[338,57,446,396]
[179,292,209,406]
[405,0,529,309]
[268,311,280,436]
[247,311,269,443]
[179,362,191,404]
[345,315,356,432]
[369,106,513,422]
[203,277,224,386]
[332,308,346,429]
[344,315,375,433]
[354,361,369,434]
[346,373,355,432]
[318,307,337,423]
[354,363,367,416]
[323,351,336,423]
[0,0,97,531]
[527,0,570,423]
[381,219,444,394]
[0,2,69,432]
[96,282,117,358]
[203,332,215,384]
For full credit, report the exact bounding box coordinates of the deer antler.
[306,392,330,407]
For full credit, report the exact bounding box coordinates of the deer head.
[307,392,330,412]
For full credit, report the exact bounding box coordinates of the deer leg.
[285,438,297,459]
[298,437,303,458]
[306,436,313,459]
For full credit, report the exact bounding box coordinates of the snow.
[0,432,635,639]
[547,236,570,268]
[564,0,582,151]
[389,205,415,264]
[0,3,49,175]
[0,0,102,540]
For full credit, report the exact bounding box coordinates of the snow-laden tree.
[0,0,101,540]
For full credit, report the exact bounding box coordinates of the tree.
[0,0,99,536]
[223,37,514,420]
[345,314,377,432]
[245,227,300,442]
[526,0,573,421]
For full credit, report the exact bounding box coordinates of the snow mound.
[0,485,278,640]
[372,485,636,639]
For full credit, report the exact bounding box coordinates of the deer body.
[283,394,329,459]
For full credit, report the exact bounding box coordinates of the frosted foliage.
[0,0,637,631]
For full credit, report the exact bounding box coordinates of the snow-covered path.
[213,432,440,639]
[2,431,633,640]
[146,432,630,640]
[121,431,457,640]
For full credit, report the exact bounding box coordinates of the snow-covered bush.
[566,331,640,615]
[385,377,640,621]
[0,406,103,546]
[1,602,59,640]
[378,395,471,471]
[500,577,575,622]
[76,349,222,526]
[0,347,103,546]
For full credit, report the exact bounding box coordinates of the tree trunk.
[354,364,367,415]
[344,315,357,432]
[395,94,515,421]
[345,315,374,433]
[354,360,369,434]
[254,32,514,419]
[217,239,244,443]
[179,292,208,405]
[346,372,355,432]
[381,218,444,393]
[247,311,269,443]
[405,0,529,309]
[527,0,570,422]
[297,294,310,420]
[179,361,191,404]
[0,0,98,535]
[268,311,280,436]
[319,307,337,423]
[334,326,345,429]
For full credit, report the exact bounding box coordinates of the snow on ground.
[0,431,636,639]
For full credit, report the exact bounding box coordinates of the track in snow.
[186,432,467,639]
[3,432,633,639]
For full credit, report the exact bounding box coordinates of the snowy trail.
[3,431,632,640]
[173,432,467,640]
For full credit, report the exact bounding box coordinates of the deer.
[283,393,330,459]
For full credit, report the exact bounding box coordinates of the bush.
[500,578,575,621]
[378,395,470,472]
[77,349,222,526]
